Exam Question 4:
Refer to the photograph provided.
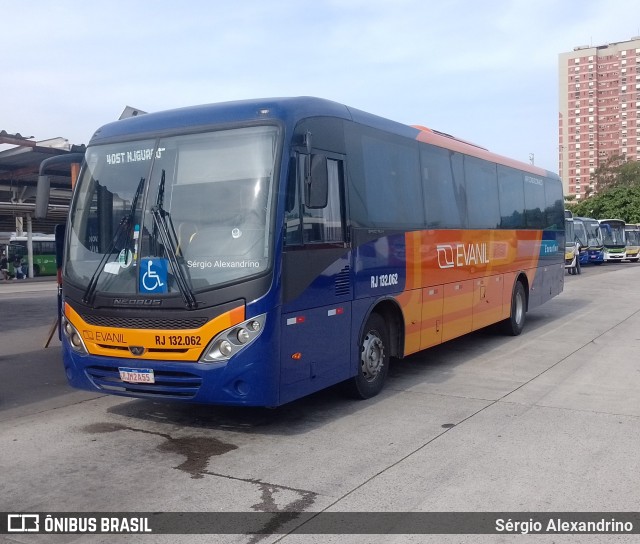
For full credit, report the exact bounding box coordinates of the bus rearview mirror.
[305,154,328,209]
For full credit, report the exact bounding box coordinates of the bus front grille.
[79,314,209,330]
[85,365,202,399]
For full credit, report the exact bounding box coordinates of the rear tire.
[346,313,390,399]
[500,281,527,336]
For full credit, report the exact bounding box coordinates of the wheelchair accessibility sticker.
[139,258,168,293]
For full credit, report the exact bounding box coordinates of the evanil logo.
[437,243,490,269]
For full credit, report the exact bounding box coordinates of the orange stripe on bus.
[396,229,543,356]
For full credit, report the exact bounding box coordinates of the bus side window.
[465,156,500,229]
[303,157,344,244]
[421,146,466,228]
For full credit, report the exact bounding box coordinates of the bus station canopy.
[0,131,84,237]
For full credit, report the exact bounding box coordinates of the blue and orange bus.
[574,217,604,265]
[59,97,564,406]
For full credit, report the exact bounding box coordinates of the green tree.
[569,158,640,221]
[590,154,626,191]
[570,183,640,222]
[617,160,640,187]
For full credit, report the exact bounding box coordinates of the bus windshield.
[582,221,603,247]
[602,223,625,246]
[66,125,279,296]
[574,219,588,247]
[565,219,575,248]
[626,229,640,245]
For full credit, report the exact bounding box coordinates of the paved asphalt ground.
[0,264,639,543]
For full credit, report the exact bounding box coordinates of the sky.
[2,0,640,173]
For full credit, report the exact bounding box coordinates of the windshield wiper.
[151,170,197,310]
[82,177,145,305]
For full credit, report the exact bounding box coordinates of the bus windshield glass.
[582,221,602,247]
[602,222,625,246]
[66,125,279,295]
[626,229,640,245]
[565,219,575,248]
[574,220,588,247]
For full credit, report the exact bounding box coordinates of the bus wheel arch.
[368,299,404,359]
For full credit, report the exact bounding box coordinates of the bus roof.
[89,96,559,181]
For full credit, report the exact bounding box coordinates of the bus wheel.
[348,313,389,399]
[500,281,527,336]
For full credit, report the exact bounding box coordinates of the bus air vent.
[334,266,351,297]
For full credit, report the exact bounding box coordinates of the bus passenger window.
[524,175,546,228]
[497,165,525,229]
[465,156,500,229]
[421,146,466,228]
[544,181,564,230]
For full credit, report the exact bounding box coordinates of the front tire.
[346,313,390,400]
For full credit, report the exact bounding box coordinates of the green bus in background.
[6,234,57,277]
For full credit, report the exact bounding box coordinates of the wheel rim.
[514,290,525,325]
[361,330,384,382]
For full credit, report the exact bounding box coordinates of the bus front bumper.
[62,334,279,407]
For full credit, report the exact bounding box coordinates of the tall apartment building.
[558,37,640,199]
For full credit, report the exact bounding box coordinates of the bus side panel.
[279,303,352,405]
[395,288,422,354]
[279,251,353,404]
[442,279,474,342]
[527,230,564,310]
[354,229,537,358]
[395,229,550,353]
[527,263,564,312]
[420,285,444,349]
[472,274,505,331]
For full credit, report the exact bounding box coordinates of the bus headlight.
[61,316,88,355]
[201,314,266,363]
[236,328,251,344]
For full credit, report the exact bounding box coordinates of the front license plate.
[119,367,155,384]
